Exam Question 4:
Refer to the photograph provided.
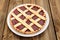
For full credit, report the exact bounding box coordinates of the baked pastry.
[10,4,46,34]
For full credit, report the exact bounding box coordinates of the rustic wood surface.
[0,0,60,40]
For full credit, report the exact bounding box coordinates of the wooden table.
[0,0,60,40]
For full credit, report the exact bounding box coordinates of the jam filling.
[12,19,18,25]
[19,15,26,20]
[32,24,39,31]
[26,11,32,15]
[38,19,45,25]
[19,6,26,11]
[39,10,44,16]
[26,19,32,25]
[32,15,38,20]
[13,9,20,15]
[27,5,31,7]
[32,6,39,11]
[16,24,25,30]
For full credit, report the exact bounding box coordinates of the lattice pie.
[10,4,46,34]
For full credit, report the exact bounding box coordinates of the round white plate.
[7,4,49,37]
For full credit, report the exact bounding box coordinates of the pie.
[10,4,46,34]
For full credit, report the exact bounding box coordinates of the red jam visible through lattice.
[10,4,46,34]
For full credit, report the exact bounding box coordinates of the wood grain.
[1,0,58,40]
[0,0,9,40]
[49,0,60,40]
[3,0,22,40]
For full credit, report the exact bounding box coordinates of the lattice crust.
[10,4,46,34]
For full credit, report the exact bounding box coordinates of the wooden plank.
[49,0,60,40]
[23,0,30,4]
[3,0,22,40]
[30,0,35,4]
[0,0,10,40]
[33,0,56,40]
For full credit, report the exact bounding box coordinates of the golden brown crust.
[10,4,46,34]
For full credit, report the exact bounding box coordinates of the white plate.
[7,4,49,37]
